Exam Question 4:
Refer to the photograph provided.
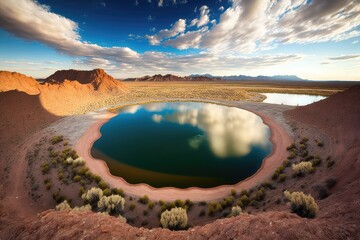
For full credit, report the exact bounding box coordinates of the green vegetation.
[97,194,125,215]
[278,173,287,182]
[272,165,284,180]
[139,195,150,204]
[129,203,136,211]
[292,162,314,177]
[208,201,222,216]
[51,135,64,145]
[81,187,103,209]
[148,201,155,209]
[160,207,188,230]
[229,206,242,217]
[284,191,318,218]
[55,200,71,211]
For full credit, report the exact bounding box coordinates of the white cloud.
[219,6,224,11]
[189,19,198,27]
[197,5,210,27]
[329,55,360,60]
[146,19,186,45]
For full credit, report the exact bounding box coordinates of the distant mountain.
[125,74,222,82]
[189,74,307,81]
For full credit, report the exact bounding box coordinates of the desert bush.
[253,188,266,201]
[282,160,291,168]
[185,199,194,210]
[117,215,127,223]
[72,204,92,212]
[325,178,337,189]
[129,202,136,211]
[143,210,149,216]
[198,201,207,206]
[300,150,308,158]
[93,175,102,183]
[78,187,85,197]
[73,157,85,167]
[73,175,81,182]
[51,135,63,144]
[313,185,329,200]
[230,189,237,197]
[317,141,324,147]
[148,201,155,209]
[278,173,287,182]
[66,157,74,165]
[199,209,206,217]
[139,195,150,204]
[63,141,69,146]
[300,137,308,144]
[208,201,222,216]
[261,181,276,190]
[272,166,285,180]
[174,199,185,208]
[311,157,322,167]
[82,187,103,209]
[159,200,166,206]
[229,206,242,217]
[56,200,71,211]
[292,162,314,177]
[45,182,52,190]
[240,190,249,196]
[287,152,297,160]
[111,188,125,197]
[98,180,109,190]
[97,194,125,215]
[41,163,50,174]
[286,143,297,151]
[284,191,318,218]
[160,207,188,230]
[102,188,112,196]
[239,195,250,207]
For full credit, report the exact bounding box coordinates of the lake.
[91,102,272,188]
[262,93,326,106]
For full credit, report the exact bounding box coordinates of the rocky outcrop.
[126,74,222,82]
[0,71,40,95]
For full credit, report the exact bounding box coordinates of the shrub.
[278,173,287,182]
[81,187,103,209]
[73,175,81,182]
[78,187,85,197]
[199,209,206,217]
[239,195,250,207]
[66,157,74,165]
[253,188,266,201]
[313,185,329,200]
[103,188,112,196]
[98,180,109,190]
[317,141,324,147]
[45,182,52,190]
[73,157,85,166]
[160,207,188,230]
[208,201,222,216]
[174,199,185,208]
[230,189,237,197]
[229,206,242,217]
[284,191,318,218]
[111,188,125,197]
[148,201,155,209]
[282,160,291,168]
[72,204,92,212]
[143,210,149,216]
[198,201,207,206]
[287,152,297,160]
[300,137,308,144]
[51,135,63,144]
[325,178,337,189]
[41,163,50,174]
[185,199,194,210]
[272,166,284,180]
[52,192,65,204]
[56,200,71,211]
[141,220,149,226]
[261,181,276,190]
[129,202,136,211]
[292,162,314,177]
[97,195,125,215]
[139,195,150,204]
[311,157,322,167]
[240,190,249,197]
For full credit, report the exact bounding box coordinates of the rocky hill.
[0,71,40,95]
[126,74,222,82]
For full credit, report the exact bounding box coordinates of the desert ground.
[0,70,359,239]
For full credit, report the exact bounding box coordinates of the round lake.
[91,102,272,188]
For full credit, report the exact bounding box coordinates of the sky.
[0,0,359,80]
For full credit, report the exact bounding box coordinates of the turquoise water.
[91,102,272,188]
[262,93,326,106]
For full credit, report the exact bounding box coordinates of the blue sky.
[0,0,359,80]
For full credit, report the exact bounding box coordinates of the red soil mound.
[46,69,126,92]
[0,71,40,95]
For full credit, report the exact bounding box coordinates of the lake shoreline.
[75,99,292,201]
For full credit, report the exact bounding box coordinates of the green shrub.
[98,180,109,190]
[81,187,103,209]
[208,201,222,216]
[73,175,81,182]
[97,194,125,215]
[286,143,297,151]
[292,162,314,177]
[311,157,322,167]
[278,173,287,182]
[284,191,318,218]
[282,160,291,167]
[45,182,52,190]
[103,188,112,196]
[160,207,188,230]
[240,190,249,197]
[317,141,324,147]
[129,202,136,211]
[230,189,237,197]
[300,137,308,144]
[111,188,125,197]
[56,200,71,211]
[41,163,50,174]
[51,135,63,144]
[52,192,65,204]
[72,204,92,212]
[239,195,250,207]
[148,201,155,209]
[253,188,266,201]
[139,195,150,204]
[185,199,194,210]
[261,181,276,190]
[272,165,285,180]
[174,199,185,208]
[229,206,242,217]
[78,187,85,197]
[198,209,206,217]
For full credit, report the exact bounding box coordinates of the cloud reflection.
[126,102,270,158]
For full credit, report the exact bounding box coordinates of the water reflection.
[125,102,270,158]
[262,93,326,106]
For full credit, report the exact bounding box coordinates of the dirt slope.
[0,71,40,95]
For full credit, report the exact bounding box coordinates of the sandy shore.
[74,99,293,201]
